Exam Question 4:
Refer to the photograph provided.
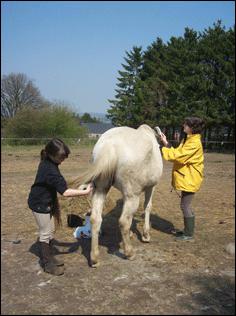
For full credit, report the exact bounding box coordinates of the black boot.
[49,240,64,266]
[175,216,195,241]
[39,242,64,275]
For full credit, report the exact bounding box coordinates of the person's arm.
[46,164,94,197]
[159,132,170,147]
[159,132,194,164]
[63,183,93,197]
[161,140,199,165]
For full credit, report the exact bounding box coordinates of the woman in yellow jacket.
[159,117,205,241]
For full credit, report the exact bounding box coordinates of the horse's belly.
[113,163,162,193]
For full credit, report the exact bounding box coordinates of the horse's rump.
[72,125,162,189]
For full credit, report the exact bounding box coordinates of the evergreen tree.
[106,21,234,141]
[107,46,143,127]
[197,21,235,135]
[138,38,169,127]
[164,28,201,129]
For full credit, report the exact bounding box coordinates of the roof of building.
[81,122,114,134]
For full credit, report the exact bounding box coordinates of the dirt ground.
[1,144,235,315]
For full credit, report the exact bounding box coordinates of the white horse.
[77,124,163,267]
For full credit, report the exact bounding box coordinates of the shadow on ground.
[179,274,235,314]
[29,198,175,266]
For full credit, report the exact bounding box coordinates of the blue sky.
[1,1,235,115]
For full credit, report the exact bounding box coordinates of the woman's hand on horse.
[86,182,94,194]
[160,132,169,147]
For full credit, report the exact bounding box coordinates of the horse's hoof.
[127,253,136,261]
[142,235,150,243]
[90,260,100,268]
[90,262,99,268]
[125,249,136,260]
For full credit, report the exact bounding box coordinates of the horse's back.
[93,125,163,191]
[93,125,159,161]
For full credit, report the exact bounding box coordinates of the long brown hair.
[40,138,70,226]
[52,197,62,227]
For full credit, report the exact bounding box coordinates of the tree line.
[1,20,234,144]
[107,21,235,142]
[1,73,100,140]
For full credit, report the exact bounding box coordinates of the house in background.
[81,122,114,139]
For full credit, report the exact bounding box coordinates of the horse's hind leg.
[142,186,154,242]
[90,190,106,268]
[119,195,140,259]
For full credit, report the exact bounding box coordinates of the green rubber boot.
[175,216,195,241]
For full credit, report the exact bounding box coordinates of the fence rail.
[202,141,235,153]
[1,137,97,146]
[170,139,235,153]
[1,137,235,153]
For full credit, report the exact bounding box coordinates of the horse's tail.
[70,146,117,188]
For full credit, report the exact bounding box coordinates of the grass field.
[1,144,235,315]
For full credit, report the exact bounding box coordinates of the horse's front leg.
[142,186,154,242]
[119,195,140,259]
[90,190,106,268]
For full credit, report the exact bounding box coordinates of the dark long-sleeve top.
[28,158,67,213]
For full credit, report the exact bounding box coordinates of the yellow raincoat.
[161,134,204,192]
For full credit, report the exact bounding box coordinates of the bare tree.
[1,73,43,118]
